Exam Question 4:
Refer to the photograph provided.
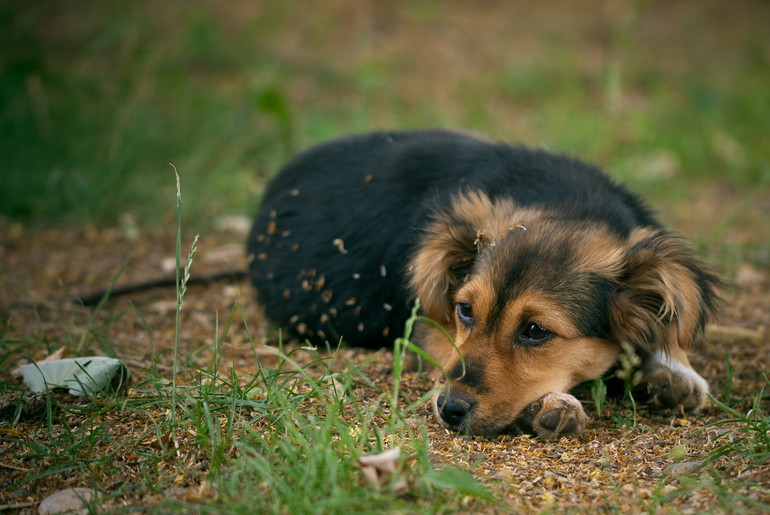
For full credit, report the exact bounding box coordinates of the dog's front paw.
[517,392,587,439]
[641,351,709,413]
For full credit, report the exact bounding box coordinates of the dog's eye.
[456,302,474,328]
[519,322,552,345]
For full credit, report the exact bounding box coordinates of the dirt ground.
[1,184,769,512]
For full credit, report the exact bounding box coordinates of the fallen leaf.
[359,447,407,495]
[19,357,130,396]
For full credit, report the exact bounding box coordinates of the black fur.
[247,129,660,347]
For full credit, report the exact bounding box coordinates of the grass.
[2,1,769,232]
[652,379,770,512]
[197,302,493,512]
[707,374,770,474]
[2,310,493,512]
[0,177,494,512]
[2,186,766,511]
[590,349,769,511]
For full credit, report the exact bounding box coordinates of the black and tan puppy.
[247,129,720,438]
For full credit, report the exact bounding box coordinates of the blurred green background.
[2,0,769,233]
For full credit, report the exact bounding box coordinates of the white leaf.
[359,447,407,494]
[19,357,129,396]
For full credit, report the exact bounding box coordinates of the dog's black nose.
[437,390,475,427]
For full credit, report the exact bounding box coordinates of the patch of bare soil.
[1,196,768,512]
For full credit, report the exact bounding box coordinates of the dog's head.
[409,191,719,436]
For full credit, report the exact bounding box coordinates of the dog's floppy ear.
[408,215,478,323]
[611,228,721,353]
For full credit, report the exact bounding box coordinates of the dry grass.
[1,200,768,512]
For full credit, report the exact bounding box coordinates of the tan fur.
[439,286,620,434]
[612,227,710,352]
[408,191,718,437]
[409,192,528,322]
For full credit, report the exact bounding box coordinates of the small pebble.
[38,488,97,515]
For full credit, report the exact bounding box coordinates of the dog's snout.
[437,390,475,427]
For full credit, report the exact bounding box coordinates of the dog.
[247,129,721,438]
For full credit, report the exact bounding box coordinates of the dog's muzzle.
[435,389,475,429]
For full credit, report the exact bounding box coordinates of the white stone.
[38,488,97,515]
